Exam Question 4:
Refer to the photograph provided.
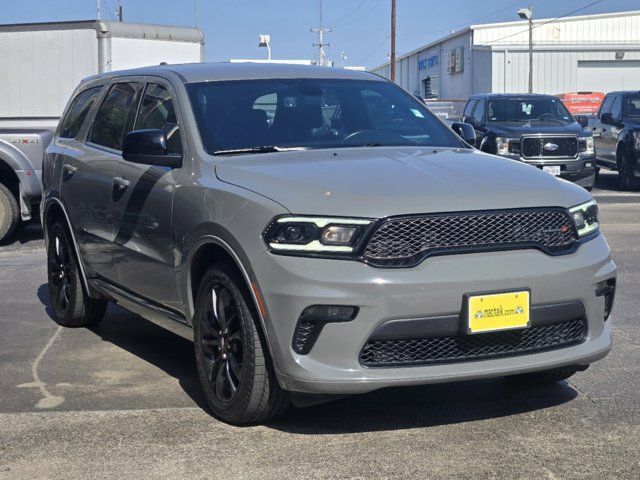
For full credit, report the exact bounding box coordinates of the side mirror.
[451,121,476,145]
[600,112,615,125]
[576,115,589,128]
[122,129,182,168]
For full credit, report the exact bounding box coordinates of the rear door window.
[89,82,140,151]
[59,86,103,139]
[134,83,182,154]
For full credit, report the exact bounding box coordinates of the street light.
[518,6,533,93]
[258,34,272,61]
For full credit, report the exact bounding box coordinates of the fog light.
[585,162,593,168]
[292,305,359,354]
[596,278,616,321]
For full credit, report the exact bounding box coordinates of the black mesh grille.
[363,209,577,266]
[521,137,578,158]
[360,318,587,367]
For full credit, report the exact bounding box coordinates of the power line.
[398,0,524,38]
[340,0,385,27]
[477,0,603,45]
[333,0,369,25]
[360,33,390,64]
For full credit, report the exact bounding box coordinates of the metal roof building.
[371,10,640,99]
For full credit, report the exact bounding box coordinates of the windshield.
[186,78,463,155]
[624,94,640,117]
[487,98,574,124]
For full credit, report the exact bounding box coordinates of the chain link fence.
[424,99,467,122]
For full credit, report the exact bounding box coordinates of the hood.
[489,121,587,137]
[215,147,591,218]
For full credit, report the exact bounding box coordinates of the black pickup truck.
[588,91,640,190]
[462,94,596,190]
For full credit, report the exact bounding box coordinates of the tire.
[47,221,107,327]
[506,367,580,385]
[0,182,19,243]
[594,167,600,184]
[617,146,637,191]
[193,265,289,424]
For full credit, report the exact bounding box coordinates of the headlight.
[496,137,510,156]
[634,132,640,151]
[569,200,599,237]
[579,136,595,155]
[263,216,374,255]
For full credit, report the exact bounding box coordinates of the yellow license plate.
[467,290,530,334]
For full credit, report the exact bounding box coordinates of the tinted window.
[599,95,614,117]
[135,84,182,154]
[623,94,640,117]
[487,98,573,124]
[472,99,486,123]
[89,83,139,150]
[463,100,477,118]
[187,78,462,154]
[611,95,622,120]
[59,86,103,139]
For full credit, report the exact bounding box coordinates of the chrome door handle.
[63,164,77,175]
[113,176,130,189]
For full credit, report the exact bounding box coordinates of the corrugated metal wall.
[0,29,98,117]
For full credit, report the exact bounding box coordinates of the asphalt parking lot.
[0,171,639,479]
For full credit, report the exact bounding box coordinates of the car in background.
[589,91,640,190]
[462,94,596,190]
[557,92,604,117]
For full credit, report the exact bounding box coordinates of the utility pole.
[195,0,199,28]
[310,0,331,66]
[518,5,534,93]
[116,2,123,22]
[97,0,101,20]
[390,0,396,82]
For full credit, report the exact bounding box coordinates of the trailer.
[0,20,204,241]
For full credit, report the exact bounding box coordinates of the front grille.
[363,209,577,267]
[360,318,587,367]
[522,136,578,158]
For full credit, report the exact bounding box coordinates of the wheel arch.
[0,156,20,199]
[185,235,281,374]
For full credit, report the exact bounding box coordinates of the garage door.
[577,60,640,92]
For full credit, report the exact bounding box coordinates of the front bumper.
[253,234,616,394]
[502,154,596,188]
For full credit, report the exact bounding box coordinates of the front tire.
[617,146,637,191]
[47,221,107,327]
[0,183,19,243]
[193,265,289,424]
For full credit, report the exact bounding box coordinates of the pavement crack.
[16,325,65,409]
[567,379,597,404]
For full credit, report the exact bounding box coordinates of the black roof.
[468,93,558,100]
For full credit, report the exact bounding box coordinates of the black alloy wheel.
[617,147,637,190]
[193,265,289,424]
[46,221,107,327]
[200,284,244,403]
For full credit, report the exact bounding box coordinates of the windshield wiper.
[214,145,305,156]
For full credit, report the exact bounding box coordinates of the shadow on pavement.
[0,222,44,247]
[36,284,578,432]
[36,283,207,410]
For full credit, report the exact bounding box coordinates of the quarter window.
[89,82,139,150]
[135,84,182,154]
[472,99,486,123]
[463,100,477,119]
[59,86,103,139]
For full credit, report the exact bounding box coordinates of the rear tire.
[193,265,289,425]
[47,221,107,327]
[0,183,19,243]
[507,367,581,385]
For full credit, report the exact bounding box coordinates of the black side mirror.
[450,121,476,145]
[122,129,182,168]
[600,112,615,125]
[576,115,589,128]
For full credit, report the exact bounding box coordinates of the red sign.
[556,92,604,116]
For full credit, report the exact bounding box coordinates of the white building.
[371,10,640,99]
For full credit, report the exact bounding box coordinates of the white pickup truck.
[0,19,203,241]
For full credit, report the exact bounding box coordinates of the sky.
[4,0,640,68]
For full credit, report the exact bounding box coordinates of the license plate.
[543,165,561,176]
[467,290,530,334]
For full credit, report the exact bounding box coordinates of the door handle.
[113,176,130,189]
[63,164,77,175]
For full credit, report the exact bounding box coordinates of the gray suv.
[42,64,616,424]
